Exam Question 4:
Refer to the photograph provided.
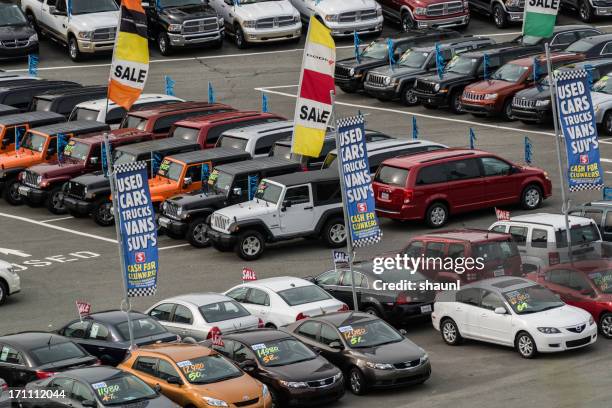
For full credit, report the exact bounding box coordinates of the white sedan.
[225,277,348,328]
[432,277,597,358]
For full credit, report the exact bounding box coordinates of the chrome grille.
[338,9,378,22]
[255,16,295,29]
[566,324,587,334]
[306,375,336,388]
[394,359,421,369]
[366,73,388,87]
[23,170,39,188]
[183,18,219,34]
[164,201,180,220]
[93,27,117,42]
[512,97,535,109]
[415,79,437,94]
[211,213,230,231]
[67,182,86,199]
[462,91,485,101]
[335,65,351,79]
[277,15,297,27]
[1,38,29,48]
[426,1,464,16]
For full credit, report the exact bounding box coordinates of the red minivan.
[372,148,552,227]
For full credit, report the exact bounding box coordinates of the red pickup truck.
[378,0,470,30]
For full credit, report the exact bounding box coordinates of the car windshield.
[254,180,282,204]
[446,55,479,74]
[31,341,87,365]
[361,41,389,60]
[556,224,601,247]
[20,133,46,152]
[472,240,519,262]
[270,144,291,160]
[277,285,331,306]
[199,300,250,323]
[176,355,242,384]
[587,270,612,294]
[399,50,429,68]
[209,170,234,194]
[503,285,564,314]
[71,108,100,122]
[321,152,337,169]
[491,63,529,82]
[0,5,27,26]
[593,75,612,94]
[566,39,594,53]
[121,115,147,130]
[63,141,90,161]
[339,319,403,348]
[160,0,202,6]
[251,338,316,367]
[93,373,157,406]
[217,136,248,151]
[112,150,138,165]
[171,126,199,142]
[374,165,409,186]
[233,0,282,3]
[157,159,183,181]
[71,0,118,15]
[116,318,167,340]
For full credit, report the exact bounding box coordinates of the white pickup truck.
[22,0,119,61]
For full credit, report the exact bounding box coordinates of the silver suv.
[215,120,294,158]
[0,259,20,305]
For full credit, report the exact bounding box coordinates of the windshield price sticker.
[96,384,120,402]
[341,327,368,345]
[254,345,280,364]
[257,181,268,195]
[92,382,107,390]
[178,361,205,382]
[64,141,76,156]
[589,272,611,290]
[177,360,193,368]
[208,169,219,185]
[506,290,531,312]
[158,159,171,176]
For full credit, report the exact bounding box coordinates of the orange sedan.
[119,343,272,408]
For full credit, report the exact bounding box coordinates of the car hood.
[160,4,218,22]
[167,191,226,210]
[29,161,85,179]
[191,373,262,402]
[213,315,260,334]
[419,71,470,86]
[71,172,110,190]
[215,199,276,223]
[0,150,42,170]
[313,0,378,14]
[70,11,120,31]
[465,79,518,93]
[336,56,385,71]
[0,24,35,41]
[591,91,612,108]
[351,338,424,364]
[234,0,297,19]
[514,84,550,101]
[517,305,591,327]
[266,356,339,382]
[372,65,426,79]
[149,177,180,199]
[116,394,179,408]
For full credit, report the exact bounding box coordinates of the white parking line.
[159,243,190,251]
[40,216,75,223]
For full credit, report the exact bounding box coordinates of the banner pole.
[104,133,135,350]
[546,43,573,261]
[330,90,359,312]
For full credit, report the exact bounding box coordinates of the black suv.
[0,80,81,112]
[364,37,495,105]
[30,86,108,118]
[142,0,224,56]
[511,59,612,124]
[509,25,602,50]
[565,33,612,58]
[334,28,460,93]
[0,1,38,60]
[570,201,612,241]
[159,156,301,247]
[412,43,540,113]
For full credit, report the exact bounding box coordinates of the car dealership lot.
[2,12,612,408]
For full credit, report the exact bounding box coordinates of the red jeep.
[378,0,470,31]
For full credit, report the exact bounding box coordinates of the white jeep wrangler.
[206,170,346,260]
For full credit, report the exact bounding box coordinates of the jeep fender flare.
[397,77,417,96]
[188,207,216,219]
[233,220,274,240]
[314,208,345,235]
[400,5,414,19]
[2,168,25,180]
[491,0,508,14]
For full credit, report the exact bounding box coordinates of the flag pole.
[330,90,359,312]
[545,42,573,260]
[104,133,135,350]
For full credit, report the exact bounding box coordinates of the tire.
[45,186,66,215]
[502,99,514,121]
[93,200,114,227]
[187,218,210,248]
[235,25,248,49]
[440,318,463,345]
[348,367,367,395]
[520,184,542,210]
[400,85,419,106]
[265,323,277,329]
[579,0,593,22]
[425,202,448,228]
[599,312,612,339]
[235,230,265,261]
[0,280,7,305]
[3,179,23,205]
[515,331,537,358]
[603,111,612,135]
[364,306,380,317]
[68,35,82,62]
[157,32,172,56]
[322,218,347,248]
[450,90,463,114]
[401,11,415,32]
[493,3,508,28]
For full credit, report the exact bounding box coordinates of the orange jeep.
[0,111,65,154]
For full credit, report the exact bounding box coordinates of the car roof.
[381,147,482,167]
[163,292,234,306]
[166,148,251,165]
[413,229,512,243]
[580,33,612,44]
[84,310,148,324]
[0,81,80,93]
[30,120,109,136]
[460,43,529,58]
[35,86,108,100]
[75,94,183,111]
[463,276,534,292]
[580,201,612,208]
[392,28,460,42]
[0,111,65,126]
[59,366,125,383]
[498,213,596,229]
[545,259,611,272]
[0,332,71,349]
[304,311,375,326]
[275,129,394,147]
[136,343,215,360]
[553,24,600,33]
[115,138,195,154]
[412,37,491,51]
[266,169,339,186]
[510,52,582,67]
[0,103,18,115]
[219,120,294,140]
[243,276,314,292]
[559,58,612,70]
[215,157,299,175]
[174,111,280,128]
[224,329,293,345]
[126,102,228,119]
[71,129,151,145]
[329,139,439,155]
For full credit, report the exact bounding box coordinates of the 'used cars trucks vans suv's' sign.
[522,0,559,38]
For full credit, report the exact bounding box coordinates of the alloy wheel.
[430,207,446,226]
[242,236,261,256]
[442,322,457,343]
[524,188,540,208]
[69,39,78,60]
[350,370,362,394]
[99,203,114,224]
[601,315,612,338]
[518,335,534,357]
[192,224,209,245]
[329,223,346,243]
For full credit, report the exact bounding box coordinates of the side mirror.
[329,341,344,350]
[232,187,242,196]
[90,157,99,165]
[154,384,162,392]
[281,200,292,211]
[494,307,507,315]
[50,7,67,16]
[141,1,151,7]
[183,177,193,187]
[239,359,257,372]
[166,376,183,386]
[81,400,96,408]
[310,346,322,354]
[580,288,595,297]
[399,329,408,336]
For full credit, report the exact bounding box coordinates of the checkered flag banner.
[554,69,605,193]
[337,115,382,248]
[114,161,159,298]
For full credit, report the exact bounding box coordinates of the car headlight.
[484,93,498,100]
[434,83,441,92]
[325,14,339,22]
[29,33,38,42]
[160,202,167,212]
[536,99,550,107]
[279,380,309,388]
[36,175,42,185]
[420,353,429,364]
[77,31,93,40]
[414,7,427,15]
[167,24,182,33]
[537,327,561,334]
[333,372,342,382]
[242,20,257,28]
[365,362,394,370]
[6,266,17,276]
[589,316,595,326]
[177,207,187,218]
[349,68,355,77]
[384,76,391,86]
[262,384,269,396]
[202,397,228,407]
[218,17,224,27]
[376,6,383,16]
[293,14,300,22]
[506,0,521,6]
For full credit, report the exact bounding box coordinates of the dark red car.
[527,260,612,339]
[372,148,552,227]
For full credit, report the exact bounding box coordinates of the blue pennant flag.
[201,163,210,184]
[164,75,175,96]
[532,57,540,82]
[354,31,361,63]
[524,136,533,164]
[156,0,163,10]
[235,0,241,5]
[208,82,216,104]
[469,128,476,149]
[435,43,445,80]
[412,116,418,140]
[483,54,490,80]
[248,175,259,200]
[14,127,23,151]
[387,38,395,70]
[262,93,269,113]
[101,143,111,178]
[28,54,38,77]
[57,133,68,163]
[585,64,594,90]
[67,0,72,17]
[151,152,162,178]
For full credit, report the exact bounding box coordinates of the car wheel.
[188,218,210,248]
[600,313,612,339]
[235,230,265,260]
[3,180,23,205]
[0,280,7,305]
[401,12,415,32]
[401,86,419,106]
[45,186,66,215]
[502,99,514,121]
[450,90,463,114]
[515,331,537,358]
[68,35,82,62]
[579,0,593,22]
[493,3,508,28]
[521,184,542,210]
[323,218,347,248]
[364,306,380,317]
[425,202,448,228]
[235,25,248,49]
[603,111,612,135]
[348,367,367,395]
[265,323,277,329]
[93,200,114,227]
[441,318,463,345]
[158,32,172,56]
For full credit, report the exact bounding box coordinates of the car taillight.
[338,304,349,312]
[206,327,222,339]
[258,318,264,328]
[301,164,308,172]
[296,312,308,321]
[549,252,560,265]
[95,359,102,366]
[35,370,56,379]
[403,189,414,204]
[1,382,7,391]
[396,293,412,305]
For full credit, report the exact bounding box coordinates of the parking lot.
[2,11,612,408]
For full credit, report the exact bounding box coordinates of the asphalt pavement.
[1,12,612,408]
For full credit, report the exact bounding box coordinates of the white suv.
[290,0,383,37]
[489,213,603,272]
[215,120,294,158]
[209,0,302,49]
[0,259,21,305]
